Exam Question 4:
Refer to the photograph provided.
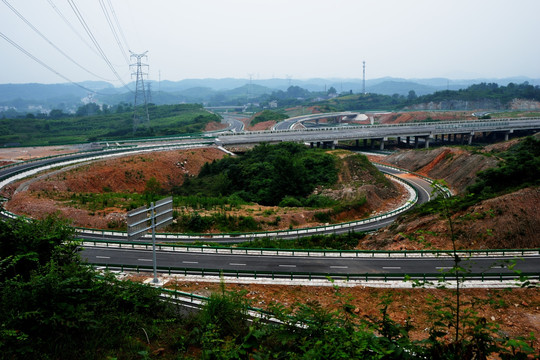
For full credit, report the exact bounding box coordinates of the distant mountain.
[1,77,538,114]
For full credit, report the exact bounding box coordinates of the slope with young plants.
[365,136,540,250]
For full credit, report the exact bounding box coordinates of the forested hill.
[406,82,540,110]
[318,81,540,112]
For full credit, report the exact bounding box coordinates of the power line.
[46,0,101,60]
[0,30,106,94]
[2,0,114,82]
[106,0,130,53]
[67,0,132,92]
[98,0,129,65]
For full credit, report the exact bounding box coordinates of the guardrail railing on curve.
[81,239,540,258]
[90,263,540,284]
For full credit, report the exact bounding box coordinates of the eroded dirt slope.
[383,147,499,193]
[364,187,540,250]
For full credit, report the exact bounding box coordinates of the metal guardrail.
[81,239,540,258]
[375,162,453,196]
[159,288,276,319]
[90,263,540,283]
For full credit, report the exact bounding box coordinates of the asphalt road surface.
[82,247,540,276]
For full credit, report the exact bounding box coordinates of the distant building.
[269,100,278,108]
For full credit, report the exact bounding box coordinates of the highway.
[220,117,540,147]
[82,246,540,276]
[273,112,360,130]
[0,113,538,282]
[220,114,245,132]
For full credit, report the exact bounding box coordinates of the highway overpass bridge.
[216,117,540,150]
[272,112,366,130]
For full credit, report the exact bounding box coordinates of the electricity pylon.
[130,51,150,134]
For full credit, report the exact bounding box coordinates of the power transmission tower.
[130,50,150,134]
[362,60,366,95]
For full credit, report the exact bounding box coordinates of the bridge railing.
[90,263,540,284]
[220,117,540,137]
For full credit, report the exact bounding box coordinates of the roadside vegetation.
[416,136,540,216]
[0,103,219,146]
[174,142,338,206]
[0,216,536,358]
[249,109,289,126]
[234,231,365,250]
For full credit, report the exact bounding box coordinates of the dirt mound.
[377,111,475,124]
[363,187,540,250]
[25,147,226,194]
[383,147,499,193]
[4,147,227,227]
[204,121,228,131]
[248,120,276,131]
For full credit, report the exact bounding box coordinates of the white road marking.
[279,264,296,268]
[330,266,348,269]
[137,258,152,262]
[182,261,198,264]
[382,266,401,270]
[96,256,110,259]
[229,263,246,266]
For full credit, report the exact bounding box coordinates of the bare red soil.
[153,279,540,351]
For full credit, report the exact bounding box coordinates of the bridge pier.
[468,132,474,145]
[414,136,419,149]
[504,130,513,141]
[406,136,410,146]
[379,137,387,150]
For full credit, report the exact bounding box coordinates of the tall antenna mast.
[362,60,366,95]
[130,50,150,134]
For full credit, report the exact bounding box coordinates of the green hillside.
[0,103,219,146]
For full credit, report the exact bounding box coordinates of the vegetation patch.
[0,103,220,146]
[175,142,338,206]
[250,109,288,126]
[1,217,536,358]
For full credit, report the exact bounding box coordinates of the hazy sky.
[1,0,539,86]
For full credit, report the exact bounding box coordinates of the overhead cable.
[67,0,133,92]
[46,0,102,60]
[106,0,130,52]
[2,0,114,81]
[0,31,107,94]
[98,0,129,65]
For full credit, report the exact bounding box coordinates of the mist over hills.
[1,76,538,114]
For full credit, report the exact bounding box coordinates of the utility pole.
[362,60,366,95]
[130,50,150,134]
